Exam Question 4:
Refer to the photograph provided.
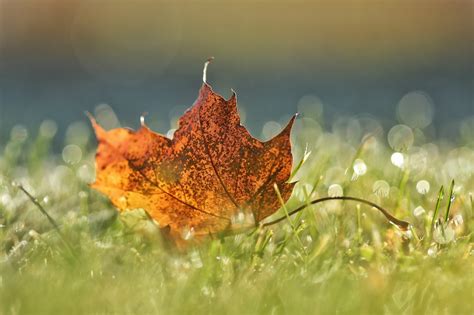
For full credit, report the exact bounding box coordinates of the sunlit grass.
[0,113,473,314]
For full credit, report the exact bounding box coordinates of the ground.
[0,117,473,314]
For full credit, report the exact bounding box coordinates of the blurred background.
[0,0,472,145]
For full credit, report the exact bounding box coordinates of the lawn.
[0,116,473,315]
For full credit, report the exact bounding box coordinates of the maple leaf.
[89,72,296,240]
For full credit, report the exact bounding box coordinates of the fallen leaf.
[90,80,295,241]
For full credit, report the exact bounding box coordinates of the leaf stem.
[202,57,215,84]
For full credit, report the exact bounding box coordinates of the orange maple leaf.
[89,69,296,240]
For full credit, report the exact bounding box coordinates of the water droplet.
[353,159,367,176]
[328,184,343,197]
[433,225,455,244]
[182,226,195,241]
[10,125,28,142]
[427,246,437,257]
[39,120,58,138]
[62,144,83,165]
[391,152,404,168]
[453,214,463,226]
[190,251,203,269]
[231,211,245,225]
[416,180,430,194]
[0,194,12,206]
[230,210,255,228]
[388,125,414,151]
[201,286,214,297]
[372,180,390,197]
[77,164,94,183]
[413,206,425,217]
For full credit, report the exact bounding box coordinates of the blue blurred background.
[0,0,472,144]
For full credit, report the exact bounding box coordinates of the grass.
[0,116,473,315]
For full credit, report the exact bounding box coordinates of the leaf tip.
[85,111,95,124]
[283,113,298,132]
[230,88,237,101]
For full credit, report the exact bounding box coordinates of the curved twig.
[262,196,410,230]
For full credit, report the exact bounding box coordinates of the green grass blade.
[444,179,455,222]
[430,185,444,239]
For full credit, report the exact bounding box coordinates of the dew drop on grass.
[62,144,83,165]
[190,251,203,269]
[39,120,58,138]
[10,125,28,142]
[77,164,94,183]
[453,214,463,226]
[413,206,425,217]
[328,184,343,197]
[231,211,245,225]
[427,246,437,257]
[118,196,127,206]
[182,226,195,241]
[416,180,430,194]
[372,180,390,197]
[353,159,367,176]
[391,152,404,168]
[388,125,413,151]
[201,286,214,297]
[433,225,455,244]
[0,194,11,206]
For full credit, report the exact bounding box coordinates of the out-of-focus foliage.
[0,107,473,314]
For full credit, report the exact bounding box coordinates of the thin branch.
[262,196,410,230]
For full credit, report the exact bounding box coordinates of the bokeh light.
[388,124,414,151]
[397,91,434,129]
[62,144,83,165]
[416,180,430,194]
[262,121,282,141]
[297,95,324,121]
[390,152,404,168]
